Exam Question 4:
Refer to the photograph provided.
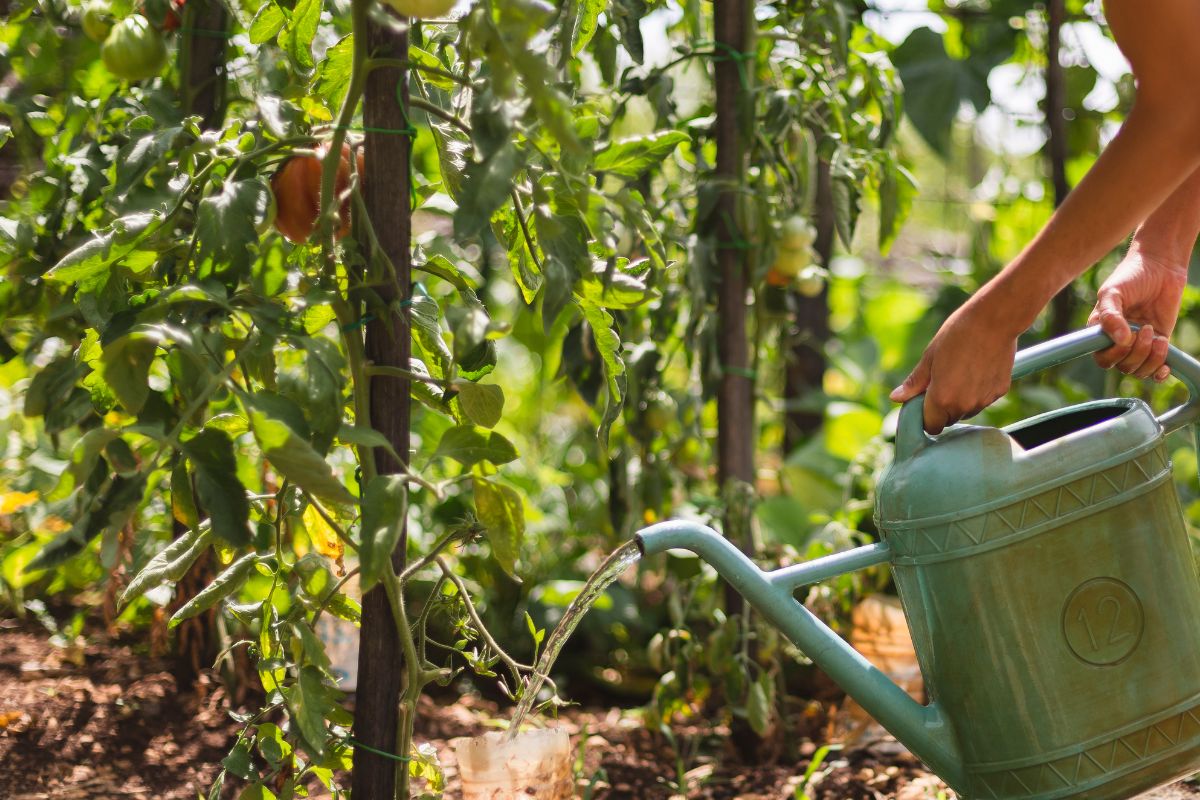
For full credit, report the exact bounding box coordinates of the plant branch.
[436,557,525,687]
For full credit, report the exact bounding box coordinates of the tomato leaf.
[283,665,334,757]
[169,551,257,627]
[282,0,321,72]
[594,131,688,179]
[183,429,252,546]
[249,1,287,44]
[455,381,504,428]
[120,528,212,611]
[100,332,157,414]
[571,0,606,55]
[248,394,356,505]
[195,179,269,278]
[358,474,406,592]
[315,35,354,110]
[454,143,521,239]
[473,476,524,578]
[45,212,161,283]
[579,300,626,447]
[433,425,517,468]
[28,474,148,572]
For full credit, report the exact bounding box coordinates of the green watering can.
[637,327,1200,799]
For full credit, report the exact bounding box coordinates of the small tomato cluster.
[765,215,828,298]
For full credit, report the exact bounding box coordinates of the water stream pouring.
[637,327,1200,800]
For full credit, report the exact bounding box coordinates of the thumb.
[891,356,932,403]
[1093,290,1132,347]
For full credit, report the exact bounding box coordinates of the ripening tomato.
[270,143,364,244]
[81,0,114,42]
[771,242,813,279]
[780,215,816,251]
[380,0,458,18]
[764,266,792,287]
[101,15,168,81]
[138,0,184,31]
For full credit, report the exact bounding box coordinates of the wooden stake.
[351,16,412,800]
[714,0,753,583]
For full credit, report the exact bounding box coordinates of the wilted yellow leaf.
[303,504,344,561]
[0,490,39,515]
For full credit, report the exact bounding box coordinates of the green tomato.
[101,15,168,81]
[379,0,459,18]
[796,264,829,298]
[771,243,812,278]
[81,0,114,42]
[780,215,816,251]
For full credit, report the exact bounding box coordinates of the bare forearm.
[1131,166,1200,265]
[978,100,1200,334]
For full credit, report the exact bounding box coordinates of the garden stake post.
[714,0,755,597]
[168,0,230,690]
[1045,0,1074,336]
[351,12,412,800]
[783,158,835,452]
[179,0,228,130]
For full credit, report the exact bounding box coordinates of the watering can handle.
[896,325,1200,459]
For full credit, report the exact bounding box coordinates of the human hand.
[890,300,1020,434]
[1088,250,1187,381]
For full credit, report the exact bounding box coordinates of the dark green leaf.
[455,143,521,239]
[195,179,268,278]
[248,395,355,505]
[222,740,255,781]
[892,27,992,155]
[284,666,333,757]
[101,332,157,414]
[184,429,252,546]
[28,474,147,572]
[433,425,518,468]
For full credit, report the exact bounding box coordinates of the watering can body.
[637,327,1200,799]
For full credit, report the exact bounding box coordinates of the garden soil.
[1,619,1198,799]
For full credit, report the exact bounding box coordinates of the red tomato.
[270,143,363,244]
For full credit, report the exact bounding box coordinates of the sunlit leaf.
[473,477,524,578]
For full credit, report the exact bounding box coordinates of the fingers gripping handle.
[895,325,1200,460]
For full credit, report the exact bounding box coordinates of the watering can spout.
[635,521,966,791]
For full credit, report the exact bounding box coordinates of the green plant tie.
[177,27,234,38]
[721,364,757,380]
[717,210,753,252]
[708,40,754,91]
[343,735,412,763]
[339,313,376,332]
